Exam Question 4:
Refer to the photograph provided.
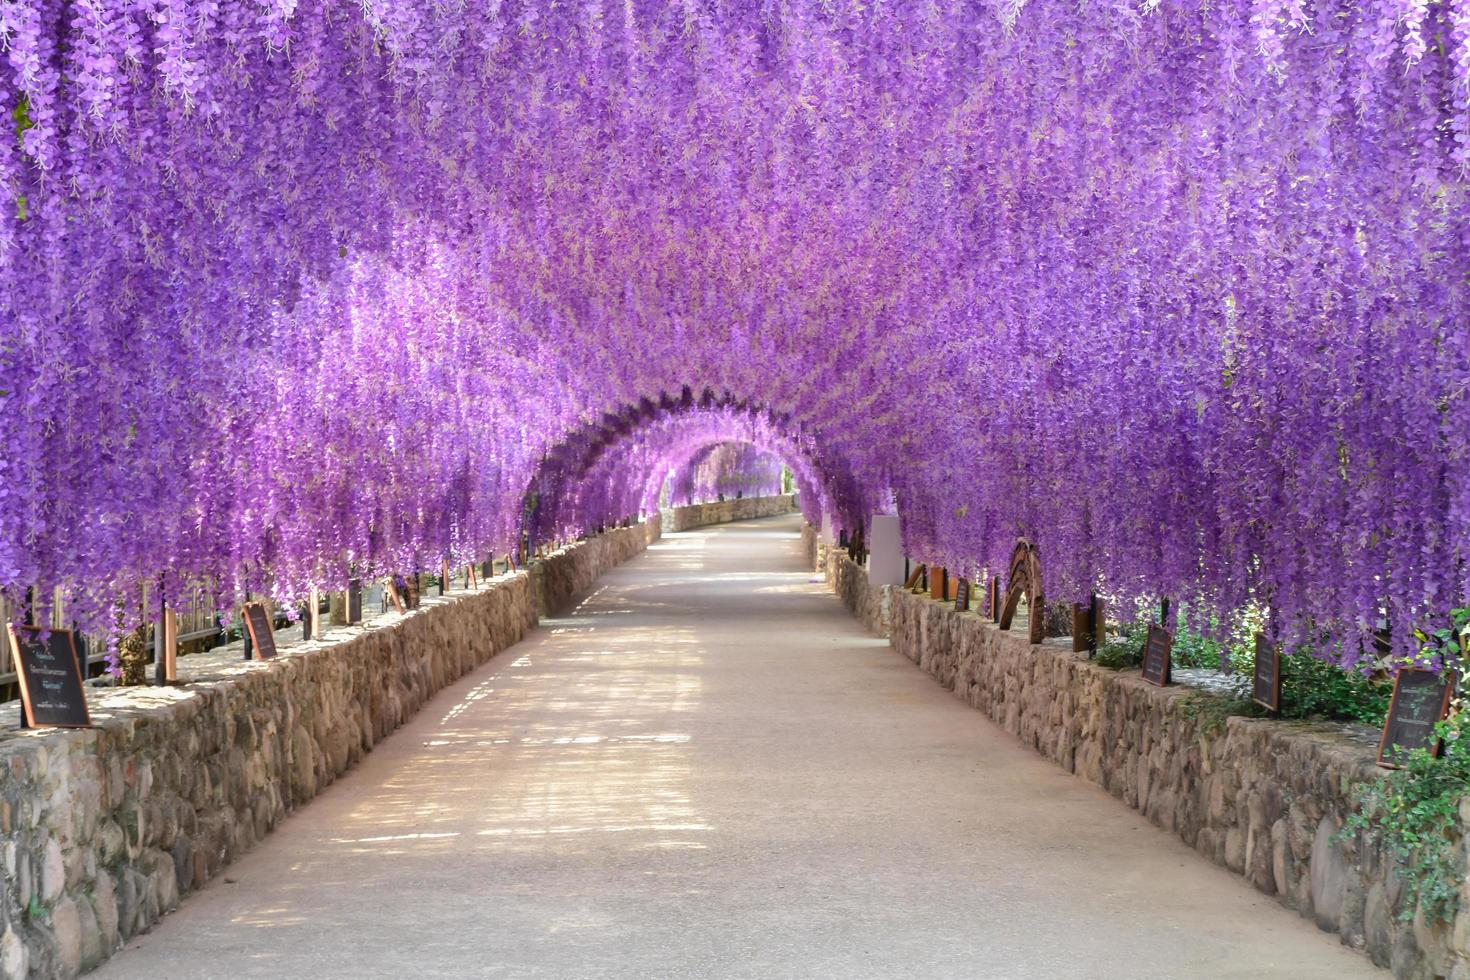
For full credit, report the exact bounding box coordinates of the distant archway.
[519,387,864,549]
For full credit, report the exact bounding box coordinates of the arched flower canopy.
[1,0,1467,663]
[522,390,856,546]
[664,443,786,507]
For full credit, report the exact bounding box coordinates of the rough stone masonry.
[665,493,798,532]
[805,525,1470,980]
[0,518,660,979]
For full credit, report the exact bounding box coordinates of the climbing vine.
[1345,609,1470,922]
[1346,715,1470,923]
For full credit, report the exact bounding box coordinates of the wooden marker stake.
[155,605,178,685]
[241,594,253,661]
[309,588,322,640]
[385,577,406,615]
[1071,602,1092,654]
[347,579,363,624]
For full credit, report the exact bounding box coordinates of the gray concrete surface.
[96,515,1383,979]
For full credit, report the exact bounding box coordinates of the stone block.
[1392,924,1423,979]
[1224,827,1246,874]
[1310,816,1347,931]
[93,870,118,952]
[75,893,102,972]
[40,837,64,904]
[50,898,81,977]
[0,928,26,980]
[1414,909,1455,978]
[1271,818,1291,896]
[1364,882,1393,967]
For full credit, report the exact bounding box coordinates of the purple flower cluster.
[668,443,785,506]
[0,1,1465,666]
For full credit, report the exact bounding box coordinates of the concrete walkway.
[96,515,1382,979]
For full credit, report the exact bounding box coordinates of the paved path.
[98,515,1381,979]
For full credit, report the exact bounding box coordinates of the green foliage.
[1170,627,1225,669]
[1345,716,1470,923]
[12,95,29,220]
[1095,602,1470,925]
[1344,607,1469,923]
[1096,620,1147,669]
[1177,692,1259,735]
[1279,652,1391,725]
[1093,599,1391,725]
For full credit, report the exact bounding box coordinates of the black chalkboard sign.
[988,578,1002,622]
[1377,668,1453,768]
[1140,624,1172,687]
[242,602,278,661]
[955,578,970,612]
[8,625,91,728]
[1251,634,1282,712]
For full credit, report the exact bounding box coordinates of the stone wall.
[667,493,798,532]
[817,538,1466,979]
[801,524,891,637]
[800,523,820,572]
[530,514,662,616]
[0,521,658,980]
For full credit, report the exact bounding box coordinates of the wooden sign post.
[988,576,1002,623]
[242,602,279,661]
[1251,634,1283,714]
[305,588,323,641]
[1140,624,1172,687]
[1377,668,1454,768]
[154,606,178,685]
[1071,601,1097,655]
[998,540,1046,644]
[929,567,947,601]
[954,578,971,613]
[385,577,407,615]
[7,625,91,728]
[1068,595,1105,656]
[347,579,363,624]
